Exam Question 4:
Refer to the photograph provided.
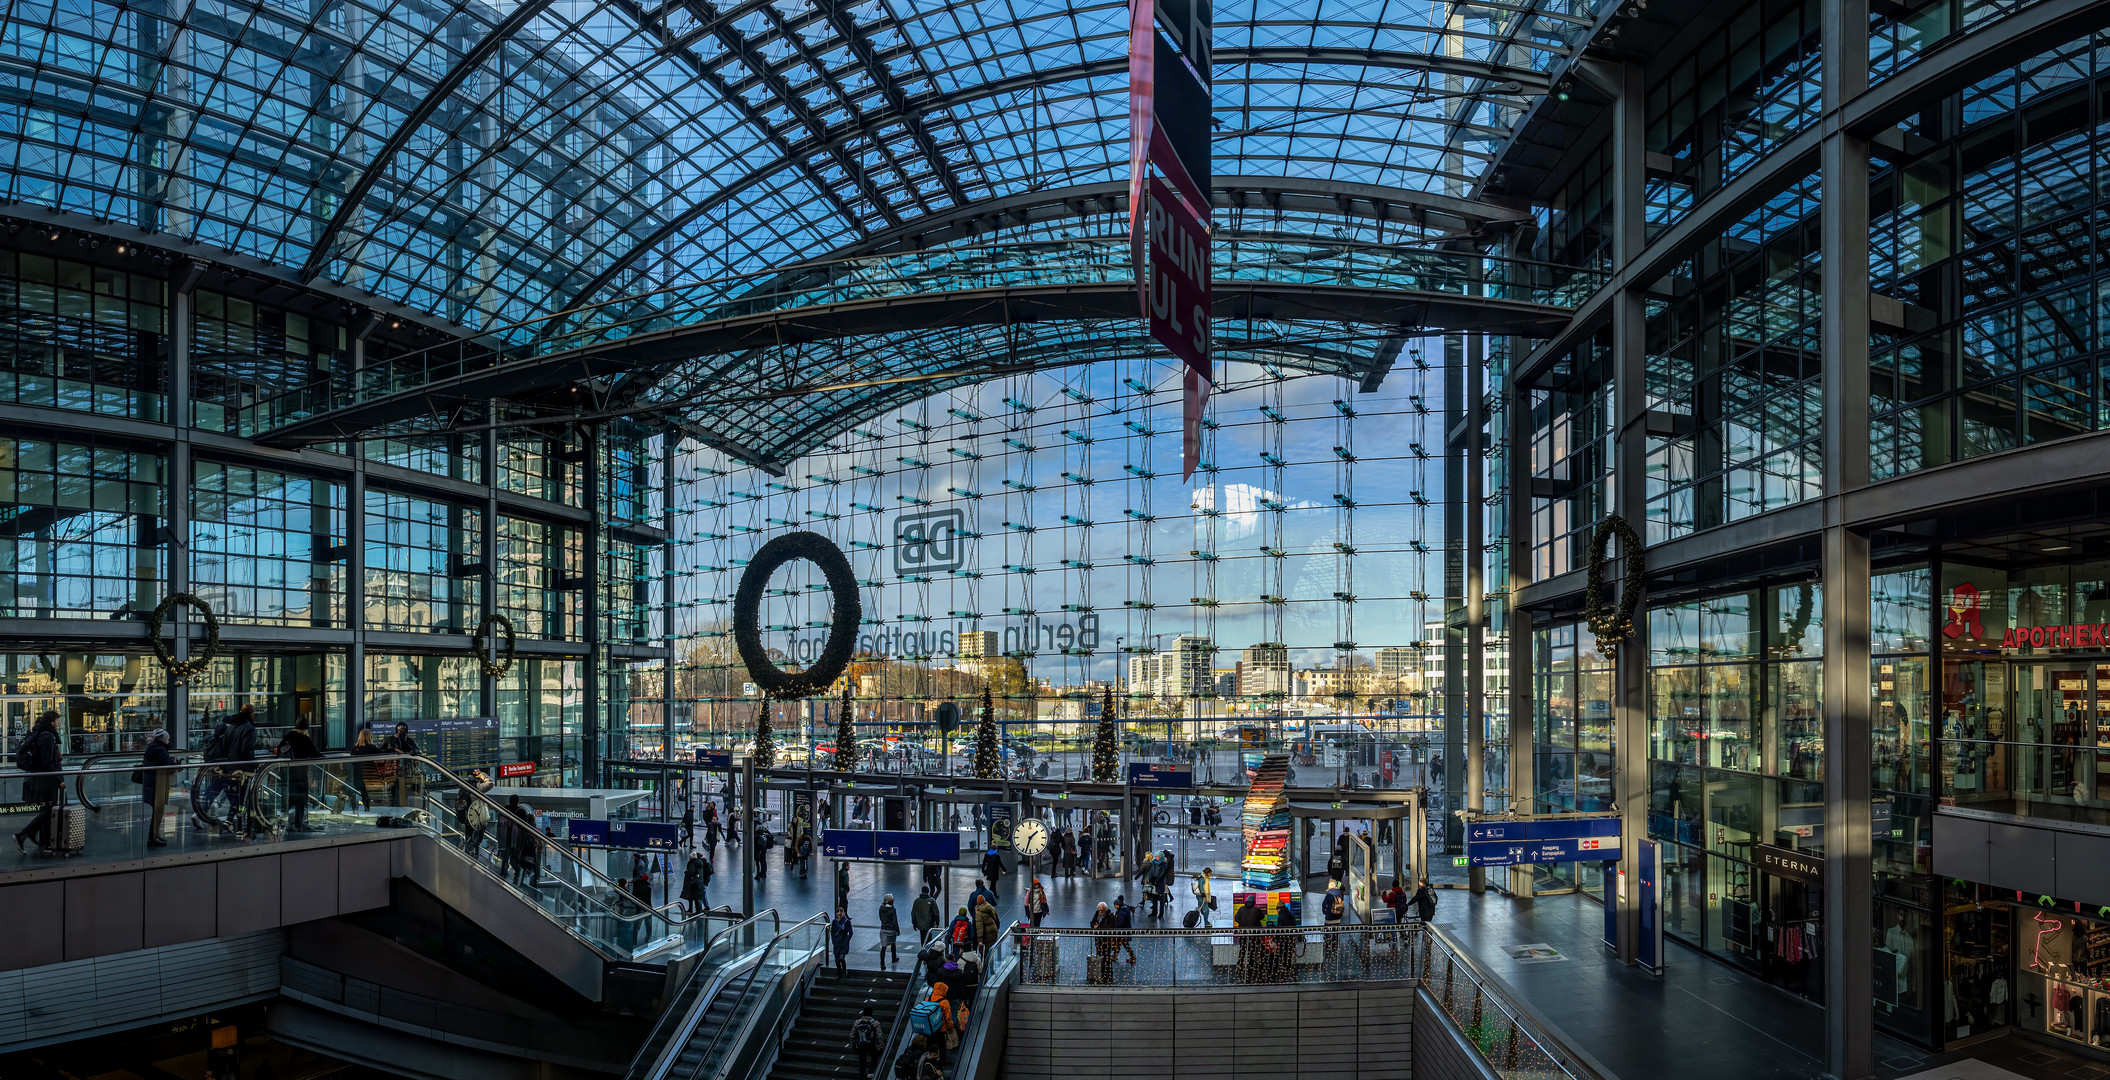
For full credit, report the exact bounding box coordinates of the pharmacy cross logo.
[894,508,967,576]
[1944,582,1984,640]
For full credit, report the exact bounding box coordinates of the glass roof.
[1,0,1597,332]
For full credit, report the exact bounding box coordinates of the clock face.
[1014,818,1050,856]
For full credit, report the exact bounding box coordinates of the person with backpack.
[797,831,815,879]
[850,1004,883,1079]
[946,905,973,958]
[893,1033,936,1080]
[878,893,901,969]
[753,821,774,879]
[1322,883,1347,968]
[137,726,174,847]
[1112,894,1137,964]
[927,982,964,1062]
[911,885,939,944]
[682,850,712,914]
[13,709,62,854]
[200,706,258,835]
[1412,878,1439,923]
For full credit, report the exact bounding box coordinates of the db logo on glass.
[894,508,967,576]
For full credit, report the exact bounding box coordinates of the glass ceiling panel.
[2,0,1597,331]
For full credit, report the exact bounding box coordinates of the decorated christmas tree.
[973,686,1000,778]
[752,701,777,768]
[1092,684,1119,782]
[832,680,859,771]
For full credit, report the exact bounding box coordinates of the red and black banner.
[1131,0,1211,480]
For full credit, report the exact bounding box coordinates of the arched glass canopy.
[1,0,1597,334]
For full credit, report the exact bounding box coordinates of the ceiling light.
[47,230,60,241]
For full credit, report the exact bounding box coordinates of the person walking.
[830,907,854,978]
[973,894,998,953]
[979,845,1004,894]
[1323,881,1346,968]
[346,726,384,810]
[850,1004,882,1079]
[877,893,901,969]
[1024,878,1049,928]
[630,871,654,912]
[946,906,973,958]
[271,716,324,832]
[1088,902,1117,982]
[1076,828,1094,875]
[1191,866,1215,927]
[137,727,175,846]
[1411,878,1438,923]
[382,721,421,808]
[911,885,940,944]
[1058,829,1077,879]
[13,709,61,854]
[703,802,721,850]
[1233,895,1264,981]
[1112,894,1137,964]
[682,849,712,914]
[969,877,996,914]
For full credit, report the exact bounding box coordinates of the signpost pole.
[741,754,755,916]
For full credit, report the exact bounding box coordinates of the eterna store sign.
[1754,844,1823,884]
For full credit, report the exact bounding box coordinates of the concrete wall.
[1933,812,2110,906]
[1003,983,1414,1080]
[0,929,281,1051]
[0,836,397,972]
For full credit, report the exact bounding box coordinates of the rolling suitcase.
[49,790,87,856]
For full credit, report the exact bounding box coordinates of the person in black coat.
[980,846,1004,893]
[138,727,174,846]
[13,710,62,853]
[274,717,323,831]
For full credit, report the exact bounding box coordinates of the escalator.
[628,914,830,1080]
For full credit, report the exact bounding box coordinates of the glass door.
[2011,664,2091,814]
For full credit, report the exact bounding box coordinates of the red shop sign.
[498,761,536,778]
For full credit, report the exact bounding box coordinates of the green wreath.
[1585,515,1644,661]
[148,593,219,683]
[472,613,517,678]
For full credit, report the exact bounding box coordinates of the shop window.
[1943,883,2012,1043]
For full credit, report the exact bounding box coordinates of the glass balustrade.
[0,754,739,964]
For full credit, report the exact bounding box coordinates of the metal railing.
[1010,923,1601,1080]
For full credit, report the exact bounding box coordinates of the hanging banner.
[1132,0,1211,480]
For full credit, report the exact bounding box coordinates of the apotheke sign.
[1944,581,2110,651]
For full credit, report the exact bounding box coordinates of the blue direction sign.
[568,819,683,852]
[822,829,962,862]
[1127,762,1193,788]
[694,751,732,769]
[1467,818,1622,866]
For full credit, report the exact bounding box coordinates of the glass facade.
[0,252,166,421]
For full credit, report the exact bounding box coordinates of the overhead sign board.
[694,751,732,770]
[822,829,962,863]
[1127,762,1194,788]
[1466,818,1623,866]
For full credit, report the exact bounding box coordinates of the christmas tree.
[832,679,859,771]
[752,701,777,768]
[973,686,1000,778]
[1092,684,1119,782]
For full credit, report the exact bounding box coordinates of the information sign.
[821,830,962,862]
[1126,762,1193,788]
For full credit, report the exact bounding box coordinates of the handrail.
[627,908,782,1080]
[245,754,722,933]
[672,912,829,1080]
[949,919,1023,1078]
[1420,924,1611,1080]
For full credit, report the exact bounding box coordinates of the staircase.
[770,969,911,1080]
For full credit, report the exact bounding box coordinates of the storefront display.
[2014,906,2110,1049]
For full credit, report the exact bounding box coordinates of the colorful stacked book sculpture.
[1237,752,1300,925]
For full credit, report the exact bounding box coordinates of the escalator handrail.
[672,912,828,1080]
[626,908,783,1080]
[70,751,203,811]
[948,920,1023,1079]
[243,754,726,934]
[874,926,948,1073]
